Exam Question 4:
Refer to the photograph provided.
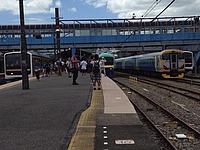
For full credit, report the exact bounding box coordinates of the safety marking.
[115,97,121,100]
[102,126,109,148]
[115,139,135,145]
[78,126,96,128]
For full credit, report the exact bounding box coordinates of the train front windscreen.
[105,57,114,65]
[184,53,192,63]
[5,53,31,75]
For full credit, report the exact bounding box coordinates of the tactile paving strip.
[68,90,104,150]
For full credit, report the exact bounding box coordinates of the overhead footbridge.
[0,16,200,54]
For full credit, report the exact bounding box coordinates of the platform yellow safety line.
[68,90,104,150]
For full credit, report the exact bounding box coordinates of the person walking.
[71,52,80,85]
[80,57,87,77]
[57,59,63,76]
[65,57,73,78]
[91,54,101,90]
[45,62,51,77]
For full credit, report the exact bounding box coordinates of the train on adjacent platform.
[0,54,4,73]
[4,51,51,80]
[115,49,186,79]
[99,53,115,77]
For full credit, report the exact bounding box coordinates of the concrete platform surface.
[0,73,92,150]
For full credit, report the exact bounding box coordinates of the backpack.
[92,61,100,74]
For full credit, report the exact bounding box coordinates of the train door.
[155,55,161,72]
[170,54,177,69]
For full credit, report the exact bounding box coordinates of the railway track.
[135,77,200,102]
[114,73,200,129]
[115,72,200,101]
[176,78,200,86]
[113,77,200,150]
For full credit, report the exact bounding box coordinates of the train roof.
[99,53,115,58]
[4,51,51,58]
[183,51,193,53]
[115,49,184,60]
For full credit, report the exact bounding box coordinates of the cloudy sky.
[0,0,199,25]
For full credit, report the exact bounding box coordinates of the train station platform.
[68,76,161,150]
[0,73,161,150]
[0,73,92,150]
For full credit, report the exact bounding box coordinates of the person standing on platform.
[87,55,94,80]
[71,52,80,85]
[99,57,107,76]
[34,59,41,81]
[65,57,73,78]
[80,57,87,77]
[45,62,51,77]
[91,54,101,90]
[57,59,63,76]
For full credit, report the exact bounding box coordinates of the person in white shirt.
[65,57,73,78]
[99,57,107,76]
[80,58,88,77]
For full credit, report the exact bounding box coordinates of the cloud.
[68,7,77,13]
[0,0,61,15]
[2,0,200,18]
[55,0,61,8]
[83,0,108,8]
[84,0,200,18]
[1,0,200,24]
[25,17,48,24]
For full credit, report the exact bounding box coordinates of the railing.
[0,16,200,48]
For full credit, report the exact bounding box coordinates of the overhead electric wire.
[142,0,162,18]
[30,1,55,23]
[120,0,174,47]
[150,0,175,23]
[32,1,50,14]
[120,0,162,47]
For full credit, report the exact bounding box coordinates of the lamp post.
[19,0,29,90]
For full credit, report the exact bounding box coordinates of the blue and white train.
[115,49,185,78]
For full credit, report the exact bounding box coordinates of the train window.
[6,53,31,69]
[5,54,21,69]
[172,55,176,62]
[178,53,184,59]
[105,57,114,65]
[183,53,192,62]
[162,54,169,60]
